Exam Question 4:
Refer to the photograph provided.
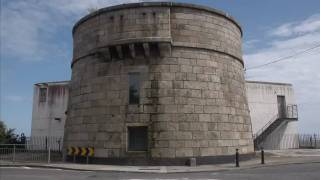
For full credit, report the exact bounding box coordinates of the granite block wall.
[64,2,254,162]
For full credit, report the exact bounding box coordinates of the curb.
[0,164,94,172]
[164,161,320,174]
[1,160,320,173]
[221,161,320,172]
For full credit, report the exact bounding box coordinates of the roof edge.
[34,80,70,86]
[246,80,293,86]
[72,2,242,36]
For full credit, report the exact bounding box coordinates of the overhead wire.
[245,43,320,71]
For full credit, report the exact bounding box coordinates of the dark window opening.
[122,45,131,59]
[128,126,148,151]
[109,46,119,60]
[150,43,160,57]
[134,43,145,57]
[39,88,47,102]
[129,73,140,104]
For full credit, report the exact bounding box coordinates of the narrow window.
[129,73,140,104]
[128,126,148,151]
[39,88,47,102]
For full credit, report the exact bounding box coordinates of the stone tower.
[64,2,254,165]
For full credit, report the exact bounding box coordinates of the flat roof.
[246,80,292,86]
[72,2,242,36]
[34,80,292,87]
[34,80,70,86]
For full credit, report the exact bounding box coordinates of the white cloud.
[270,14,320,37]
[245,33,320,103]
[245,13,320,133]
[0,0,159,62]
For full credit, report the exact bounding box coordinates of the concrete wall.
[31,81,69,138]
[246,81,299,149]
[64,2,254,162]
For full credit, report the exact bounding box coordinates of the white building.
[246,81,299,149]
[31,81,69,138]
[30,80,299,150]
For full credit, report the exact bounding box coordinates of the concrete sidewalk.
[1,149,320,173]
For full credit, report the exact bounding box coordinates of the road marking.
[0,166,88,172]
[63,169,93,173]
[210,172,219,175]
[0,167,24,169]
[22,166,32,169]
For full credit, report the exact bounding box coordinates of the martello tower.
[64,2,254,165]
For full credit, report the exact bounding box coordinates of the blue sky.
[1,0,320,135]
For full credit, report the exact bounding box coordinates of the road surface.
[1,163,320,180]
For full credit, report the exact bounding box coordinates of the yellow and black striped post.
[67,147,74,156]
[67,146,94,164]
[74,147,80,156]
[86,147,94,164]
[87,147,94,157]
[81,147,87,157]
[67,146,76,163]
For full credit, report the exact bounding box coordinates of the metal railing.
[0,136,63,163]
[256,133,320,150]
[254,104,298,139]
[253,114,279,141]
[286,104,298,119]
[299,134,320,149]
[26,136,63,151]
[0,144,62,163]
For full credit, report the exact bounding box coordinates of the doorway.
[277,95,286,118]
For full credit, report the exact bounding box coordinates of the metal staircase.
[254,104,298,150]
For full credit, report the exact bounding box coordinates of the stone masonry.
[64,2,254,164]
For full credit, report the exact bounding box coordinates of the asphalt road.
[1,163,320,180]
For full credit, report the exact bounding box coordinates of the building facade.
[30,81,299,149]
[246,81,299,149]
[30,81,69,150]
[30,80,299,154]
[63,2,254,164]
[29,2,299,165]
[31,81,69,138]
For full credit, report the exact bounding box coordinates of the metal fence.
[259,133,320,150]
[26,136,63,151]
[0,136,63,163]
[0,144,62,163]
[299,134,320,149]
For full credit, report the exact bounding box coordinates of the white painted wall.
[246,81,299,149]
[31,81,69,139]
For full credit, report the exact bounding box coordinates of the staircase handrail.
[254,104,298,139]
[286,104,298,119]
[254,113,279,139]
